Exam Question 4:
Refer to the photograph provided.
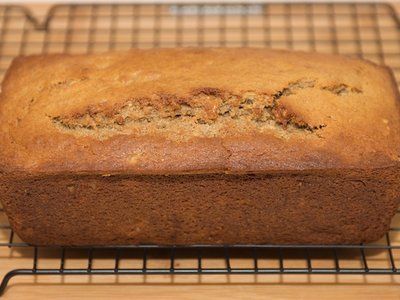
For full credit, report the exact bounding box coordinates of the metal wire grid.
[0,1,399,296]
[0,3,399,82]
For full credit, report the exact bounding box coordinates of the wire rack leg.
[0,269,35,296]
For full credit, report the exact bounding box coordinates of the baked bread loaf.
[0,48,399,246]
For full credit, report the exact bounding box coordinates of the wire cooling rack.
[0,2,400,296]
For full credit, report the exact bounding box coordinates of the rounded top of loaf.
[0,48,399,174]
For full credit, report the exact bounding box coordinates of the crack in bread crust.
[50,79,361,139]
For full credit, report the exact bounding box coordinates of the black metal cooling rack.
[0,1,400,296]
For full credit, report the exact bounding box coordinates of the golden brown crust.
[1,48,400,174]
[1,48,400,246]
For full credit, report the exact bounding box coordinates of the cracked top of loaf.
[1,48,399,174]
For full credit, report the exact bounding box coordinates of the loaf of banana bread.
[0,48,399,246]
